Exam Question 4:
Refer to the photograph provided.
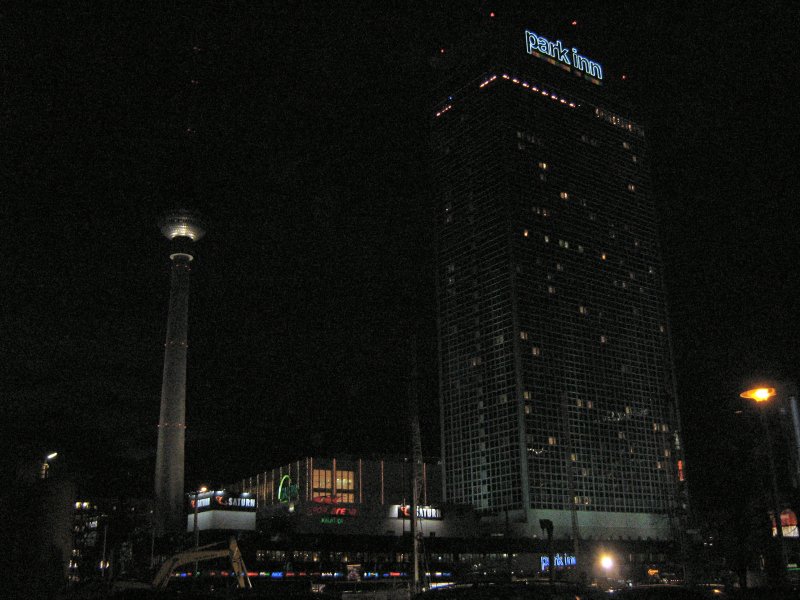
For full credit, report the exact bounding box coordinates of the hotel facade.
[432,25,686,541]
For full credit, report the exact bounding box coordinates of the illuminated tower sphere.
[153,209,205,537]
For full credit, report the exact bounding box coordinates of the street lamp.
[41,451,58,479]
[193,486,208,574]
[600,554,614,572]
[740,387,776,403]
[599,553,615,587]
[740,386,787,581]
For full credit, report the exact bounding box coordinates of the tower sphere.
[159,209,206,242]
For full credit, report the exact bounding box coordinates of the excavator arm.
[152,536,251,591]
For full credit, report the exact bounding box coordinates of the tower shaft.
[153,253,192,537]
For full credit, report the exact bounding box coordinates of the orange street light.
[740,384,787,583]
[740,387,776,403]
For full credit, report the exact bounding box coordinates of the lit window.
[538,161,548,170]
[548,436,557,445]
[469,356,482,367]
[523,229,529,238]
[664,449,671,457]
[627,183,636,192]
[618,431,625,439]
[523,391,531,400]
[600,335,607,343]
[559,191,569,200]
[556,263,563,271]
[524,405,532,415]
[543,235,550,243]
[622,141,631,149]
[493,335,504,345]
[548,285,556,294]
[587,401,593,409]
[312,469,333,498]
[532,346,541,357]
[335,470,355,503]
[570,453,577,461]
[579,305,588,315]
[576,399,584,407]
[519,331,528,340]
[601,252,607,260]
[632,155,638,163]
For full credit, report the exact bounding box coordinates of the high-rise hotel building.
[432,25,685,541]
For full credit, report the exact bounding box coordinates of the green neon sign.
[278,475,298,504]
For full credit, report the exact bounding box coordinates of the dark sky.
[4,2,799,518]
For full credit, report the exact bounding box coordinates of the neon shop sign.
[525,30,603,81]
[277,475,299,504]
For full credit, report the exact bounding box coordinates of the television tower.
[153,209,205,537]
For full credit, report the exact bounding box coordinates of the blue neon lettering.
[525,30,602,80]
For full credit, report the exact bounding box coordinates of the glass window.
[313,469,333,498]
[336,470,355,503]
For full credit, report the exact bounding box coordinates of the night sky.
[4,2,799,521]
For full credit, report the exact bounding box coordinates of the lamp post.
[599,552,614,589]
[740,386,788,582]
[193,486,208,575]
[41,452,58,479]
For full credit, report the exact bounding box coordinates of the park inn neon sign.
[525,30,603,81]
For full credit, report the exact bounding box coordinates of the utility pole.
[540,519,554,586]
[408,336,424,595]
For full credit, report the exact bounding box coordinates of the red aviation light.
[571,20,577,26]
